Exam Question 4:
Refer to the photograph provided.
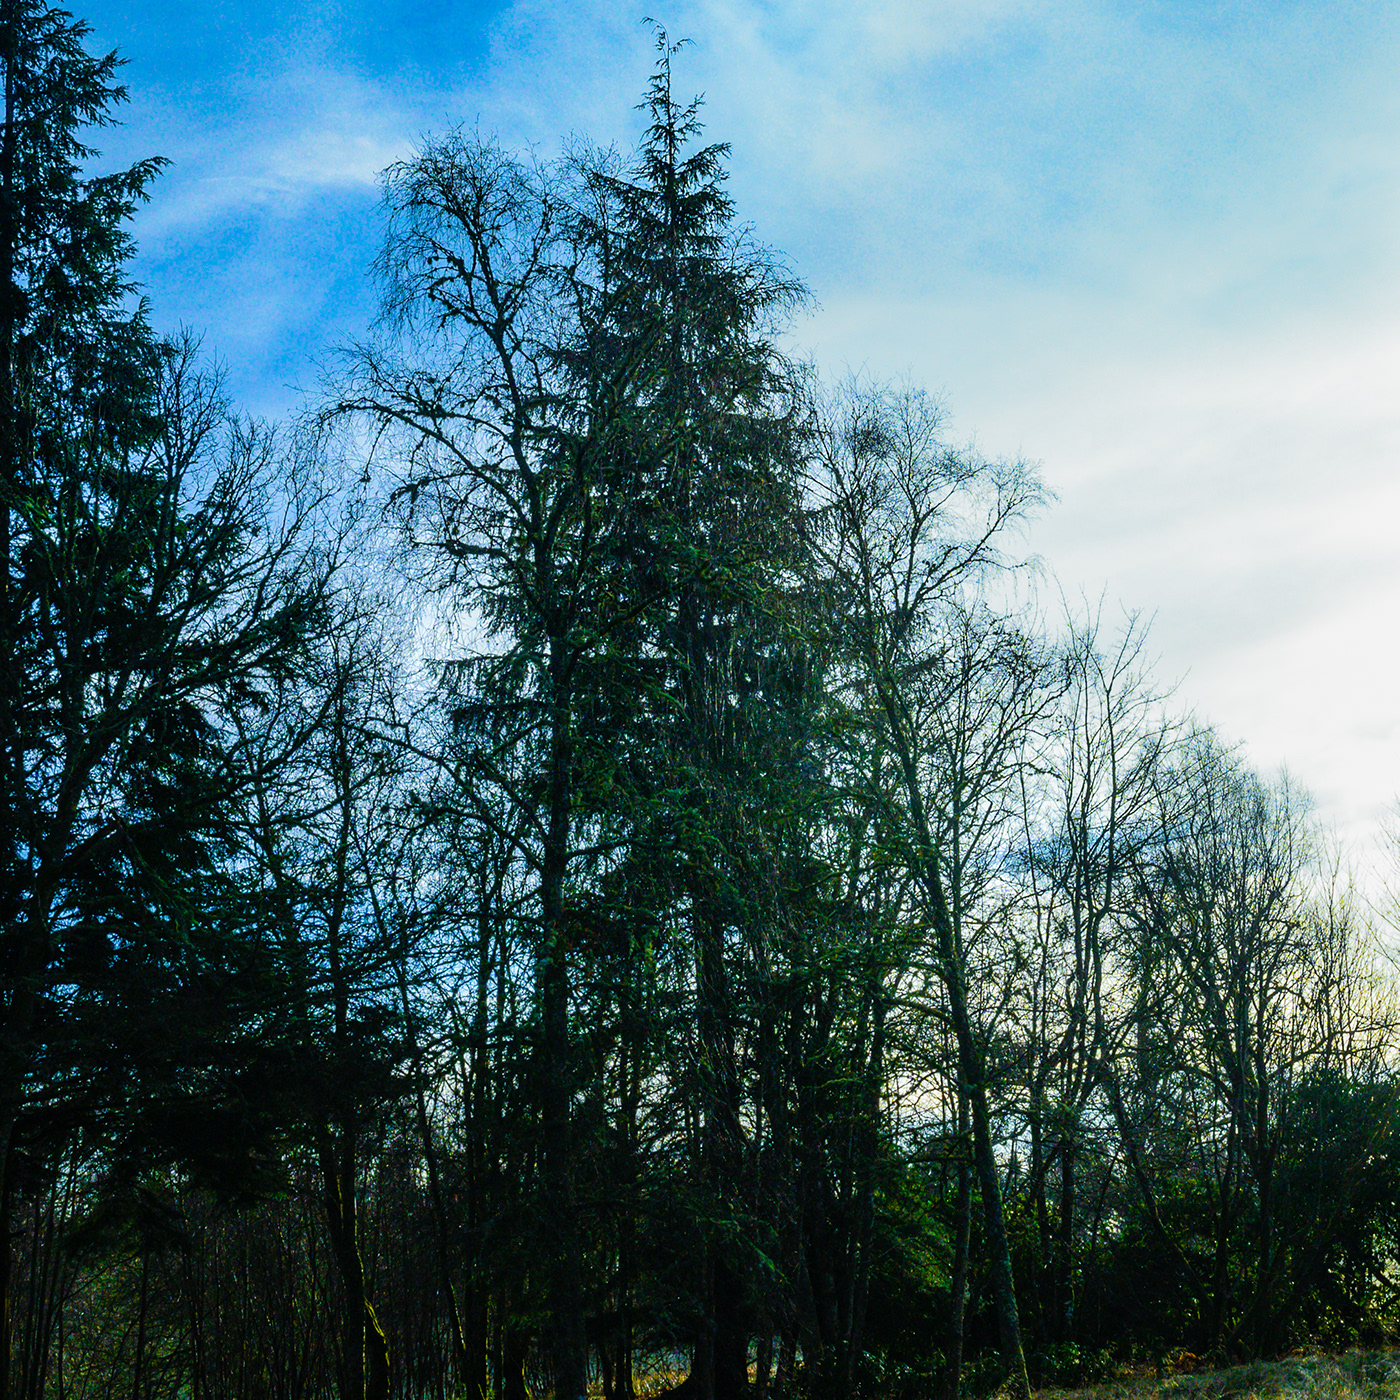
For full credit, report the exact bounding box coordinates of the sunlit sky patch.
[86,0,1400,874]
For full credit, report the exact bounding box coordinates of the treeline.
[2,7,1399,1400]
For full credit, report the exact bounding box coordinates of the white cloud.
[106,0,1400,867]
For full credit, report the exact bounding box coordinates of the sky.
[83,0,1400,875]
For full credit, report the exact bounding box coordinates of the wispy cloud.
[82,0,1400,852]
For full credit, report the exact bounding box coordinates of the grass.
[1038,1352,1400,1400]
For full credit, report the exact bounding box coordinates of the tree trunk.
[1055,1137,1076,1342]
[754,1333,773,1399]
[318,1134,391,1400]
[467,872,498,1400]
[502,1322,530,1400]
[966,1073,1029,1399]
[840,993,884,1396]
[184,1238,207,1400]
[1029,1090,1046,1330]
[696,905,748,1400]
[617,988,643,1400]
[930,885,1029,1399]
[0,1150,13,1400]
[539,647,586,1400]
[131,1253,149,1400]
[946,1090,973,1400]
[883,686,1030,1400]
[397,949,472,1391]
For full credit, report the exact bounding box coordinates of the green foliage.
[866,1162,954,1353]
[1029,1343,1117,1389]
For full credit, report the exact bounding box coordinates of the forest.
[2,4,1399,1400]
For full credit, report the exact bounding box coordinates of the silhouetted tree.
[0,8,337,1385]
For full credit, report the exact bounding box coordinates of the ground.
[1038,1354,1400,1400]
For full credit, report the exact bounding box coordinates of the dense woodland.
[2,5,1400,1400]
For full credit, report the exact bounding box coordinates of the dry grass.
[1038,1352,1400,1400]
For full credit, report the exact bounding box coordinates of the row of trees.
[3,7,1398,1399]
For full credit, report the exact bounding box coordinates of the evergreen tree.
[572,33,814,1398]
[0,6,334,1388]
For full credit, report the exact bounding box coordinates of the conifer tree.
[0,6,164,1379]
[573,33,812,1397]
[0,7,334,1388]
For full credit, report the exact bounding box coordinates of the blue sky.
[86,0,1400,868]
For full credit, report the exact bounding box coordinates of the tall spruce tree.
[574,33,811,1398]
[0,6,163,1381]
[0,6,334,1389]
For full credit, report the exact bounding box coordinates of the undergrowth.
[1038,1350,1400,1400]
